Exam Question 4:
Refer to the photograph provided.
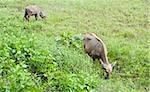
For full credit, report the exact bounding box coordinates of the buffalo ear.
[112,61,117,68]
[100,61,105,69]
[100,60,104,65]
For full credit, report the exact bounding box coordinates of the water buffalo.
[24,5,46,21]
[83,33,116,79]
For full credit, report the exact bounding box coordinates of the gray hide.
[84,33,116,79]
[24,5,46,21]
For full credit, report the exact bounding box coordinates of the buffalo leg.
[24,14,28,21]
[35,14,38,20]
[92,57,96,61]
[26,15,30,21]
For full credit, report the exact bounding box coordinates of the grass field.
[0,0,149,92]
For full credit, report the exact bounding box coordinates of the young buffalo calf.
[83,33,116,79]
[24,5,46,21]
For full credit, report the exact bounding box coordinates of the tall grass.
[0,0,149,91]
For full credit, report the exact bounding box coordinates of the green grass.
[0,0,149,92]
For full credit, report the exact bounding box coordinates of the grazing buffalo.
[83,33,116,79]
[24,5,46,21]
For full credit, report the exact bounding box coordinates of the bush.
[0,31,55,91]
[0,31,98,92]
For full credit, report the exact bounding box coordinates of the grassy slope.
[0,0,149,92]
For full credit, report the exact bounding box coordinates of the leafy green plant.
[55,32,83,49]
[0,31,56,91]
